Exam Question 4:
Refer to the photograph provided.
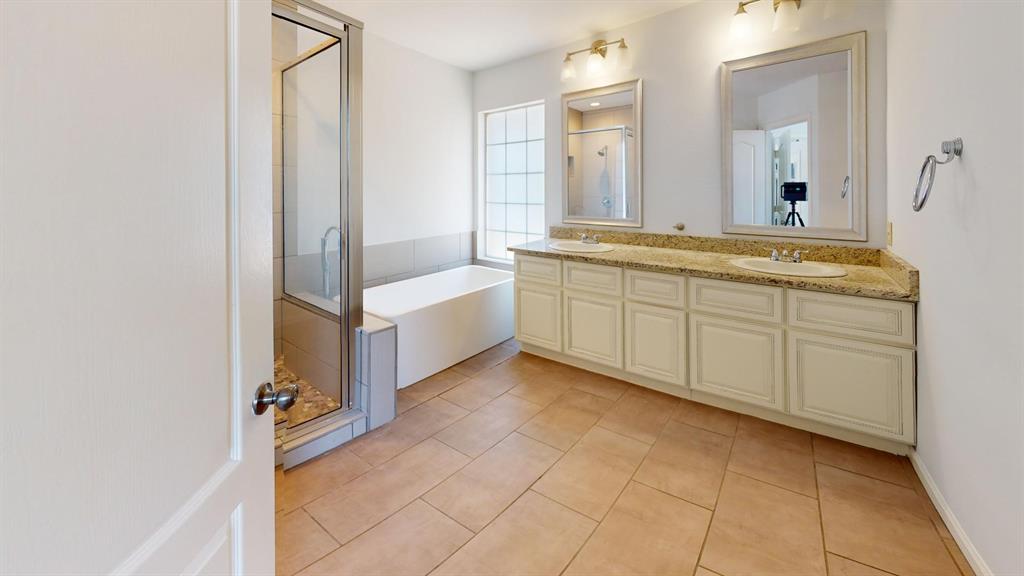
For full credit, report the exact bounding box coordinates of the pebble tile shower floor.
[275,340,974,576]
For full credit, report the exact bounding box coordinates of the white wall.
[886,2,1024,574]
[362,32,473,246]
[473,0,887,245]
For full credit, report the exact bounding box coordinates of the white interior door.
[0,1,274,573]
[731,130,769,225]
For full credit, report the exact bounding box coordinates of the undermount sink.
[548,240,615,253]
[732,257,848,278]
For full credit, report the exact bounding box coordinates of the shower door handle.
[252,382,299,415]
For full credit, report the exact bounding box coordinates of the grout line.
[722,468,819,501]
[826,551,901,576]
[284,508,342,575]
[693,428,736,575]
[811,443,830,575]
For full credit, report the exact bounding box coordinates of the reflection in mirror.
[563,80,642,227]
[723,33,866,241]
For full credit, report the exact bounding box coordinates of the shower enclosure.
[272,0,362,432]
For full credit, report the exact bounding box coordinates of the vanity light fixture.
[730,0,801,37]
[560,38,629,82]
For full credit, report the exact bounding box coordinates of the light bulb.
[560,55,576,81]
[616,42,632,70]
[586,50,605,77]
[730,7,752,39]
[772,0,800,32]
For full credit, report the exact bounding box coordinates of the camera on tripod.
[781,182,807,227]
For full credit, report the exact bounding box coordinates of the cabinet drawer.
[515,254,561,287]
[689,278,783,323]
[563,261,623,297]
[787,290,915,346]
[515,283,562,351]
[625,302,686,386]
[624,269,686,309]
[689,313,785,411]
[564,291,623,368]
[788,330,915,443]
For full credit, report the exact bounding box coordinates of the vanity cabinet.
[625,302,686,386]
[690,314,785,410]
[513,253,918,447]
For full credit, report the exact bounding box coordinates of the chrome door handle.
[252,382,299,415]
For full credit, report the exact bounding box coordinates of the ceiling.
[322,1,694,71]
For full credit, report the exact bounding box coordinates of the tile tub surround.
[363,231,474,288]
[275,342,970,576]
[511,239,918,302]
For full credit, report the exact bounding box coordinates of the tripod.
[783,200,805,227]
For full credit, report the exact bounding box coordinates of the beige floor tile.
[276,508,339,576]
[826,553,894,576]
[817,465,959,576]
[450,343,518,377]
[533,426,650,520]
[728,428,817,497]
[501,338,521,353]
[275,466,286,514]
[440,362,527,411]
[396,389,421,414]
[506,375,573,407]
[570,371,629,401]
[701,472,826,576]
[434,393,544,457]
[348,397,467,466]
[695,568,723,576]
[633,419,732,509]
[813,434,912,487]
[278,447,372,513]
[737,414,813,453]
[564,481,711,576]
[517,388,614,451]
[401,369,469,404]
[296,500,472,576]
[672,398,739,437]
[305,438,470,545]
[597,386,679,444]
[432,490,596,576]
[424,432,563,532]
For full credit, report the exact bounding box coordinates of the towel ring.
[912,137,963,212]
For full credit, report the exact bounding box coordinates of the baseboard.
[909,450,992,576]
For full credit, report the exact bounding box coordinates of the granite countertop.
[509,239,918,302]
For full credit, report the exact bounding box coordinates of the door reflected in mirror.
[563,80,642,227]
[723,33,866,241]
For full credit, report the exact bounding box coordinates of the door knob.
[252,382,299,415]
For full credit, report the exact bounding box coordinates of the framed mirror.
[722,32,866,241]
[562,79,642,227]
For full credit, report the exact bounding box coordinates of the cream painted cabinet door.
[625,302,686,386]
[564,291,623,368]
[515,283,563,352]
[689,314,785,410]
[788,331,915,443]
[0,1,274,573]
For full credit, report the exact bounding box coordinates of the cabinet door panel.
[564,291,622,368]
[689,314,784,410]
[515,283,562,351]
[788,331,915,442]
[625,302,686,386]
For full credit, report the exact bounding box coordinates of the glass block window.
[482,103,544,261]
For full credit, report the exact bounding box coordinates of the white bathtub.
[364,265,514,388]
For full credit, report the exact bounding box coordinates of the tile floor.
[275,340,974,576]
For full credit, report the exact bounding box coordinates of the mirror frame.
[562,79,643,228]
[721,32,867,241]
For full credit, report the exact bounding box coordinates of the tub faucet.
[321,226,342,298]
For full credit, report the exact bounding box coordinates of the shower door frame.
[273,0,362,415]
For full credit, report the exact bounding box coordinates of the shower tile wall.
[363,231,474,288]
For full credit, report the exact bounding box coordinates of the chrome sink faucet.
[770,248,803,263]
[579,233,602,245]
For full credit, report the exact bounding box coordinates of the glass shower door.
[273,10,350,428]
